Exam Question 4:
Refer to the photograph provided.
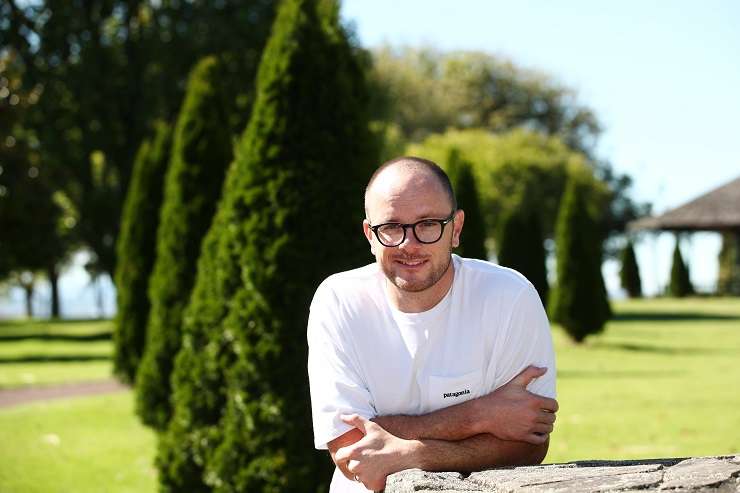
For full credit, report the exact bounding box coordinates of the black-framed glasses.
[369,211,456,247]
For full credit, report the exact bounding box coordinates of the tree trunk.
[22,283,34,318]
[47,263,61,318]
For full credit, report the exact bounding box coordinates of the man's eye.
[380,224,403,232]
[417,220,438,229]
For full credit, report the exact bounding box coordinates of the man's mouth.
[395,258,427,267]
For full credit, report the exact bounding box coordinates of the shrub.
[446,149,487,260]
[668,236,694,297]
[497,201,549,306]
[113,121,172,383]
[135,56,236,430]
[549,175,611,342]
[619,239,642,298]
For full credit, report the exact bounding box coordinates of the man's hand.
[334,414,415,491]
[475,366,558,444]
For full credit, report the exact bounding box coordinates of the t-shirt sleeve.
[487,282,557,399]
[307,284,376,450]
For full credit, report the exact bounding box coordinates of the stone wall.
[385,455,740,492]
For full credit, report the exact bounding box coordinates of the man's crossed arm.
[327,366,558,491]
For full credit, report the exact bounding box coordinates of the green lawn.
[0,391,156,493]
[0,319,113,388]
[549,297,740,462]
[0,298,738,492]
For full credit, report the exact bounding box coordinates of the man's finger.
[526,432,549,445]
[538,411,556,425]
[340,413,369,434]
[538,397,559,413]
[511,365,547,388]
[334,443,355,464]
[533,423,553,435]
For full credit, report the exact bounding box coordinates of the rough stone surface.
[384,455,740,492]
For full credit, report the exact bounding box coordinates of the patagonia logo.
[443,389,471,399]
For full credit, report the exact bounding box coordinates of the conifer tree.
[668,236,694,297]
[718,232,739,295]
[497,203,549,306]
[113,121,172,383]
[619,238,642,298]
[157,0,376,490]
[135,56,235,430]
[549,176,611,343]
[446,149,487,260]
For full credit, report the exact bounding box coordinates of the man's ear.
[452,209,465,248]
[363,219,376,255]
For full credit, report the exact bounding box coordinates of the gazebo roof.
[629,175,740,232]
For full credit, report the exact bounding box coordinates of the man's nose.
[398,226,422,249]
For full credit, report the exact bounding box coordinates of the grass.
[0,297,738,492]
[548,297,740,462]
[0,319,113,388]
[0,391,156,493]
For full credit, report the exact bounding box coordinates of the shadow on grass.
[0,332,112,342]
[590,341,727,355]
[558,369,683,379]
[613,312,740,322]
[0,355,110,364]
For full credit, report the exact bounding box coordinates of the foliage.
[668,236,694,297]
[0,52,72,316]
[371,48,649,242]
[135,57,235,431]
[409,128,591,239]
[1,0,276,278]
[113,121,172,384]
[549,174,611,343]
[496,199,549,306]
[445,149,487,259]
[156,0,377,490]
[619,239,642,298]
[718,232,740,296]
[369,47,601,154]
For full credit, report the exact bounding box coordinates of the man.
[307,157,558,492]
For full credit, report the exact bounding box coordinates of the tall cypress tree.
[446,149,488,260]
[135,56,235,430]
[549,176,611,343]
[619,238,642,298]
[113,121,172,383]
[717,232,739,295]
[497,203,549,306]
[157,0,376,491]
[668,236,694,297]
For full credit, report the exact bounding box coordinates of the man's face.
[363,167,464,293]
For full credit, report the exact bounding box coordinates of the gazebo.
[629,175,740,295]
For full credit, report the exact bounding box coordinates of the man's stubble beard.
[382,241,454,293]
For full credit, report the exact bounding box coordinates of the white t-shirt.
[307,255,556,492]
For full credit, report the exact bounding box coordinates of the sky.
[2,1,739,318]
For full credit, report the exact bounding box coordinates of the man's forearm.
[407,434,549,472]
[373,399,481,441]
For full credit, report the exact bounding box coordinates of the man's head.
[363,157,464,295]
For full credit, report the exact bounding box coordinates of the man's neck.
[386,261,455,313]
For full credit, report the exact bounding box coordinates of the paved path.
[0,379,129,408]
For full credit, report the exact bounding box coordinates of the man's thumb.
[512,365,547,388]
[340,413,368,434]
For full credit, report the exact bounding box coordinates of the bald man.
[307,156,558,492]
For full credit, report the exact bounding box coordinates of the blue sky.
[342,0,740,295]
